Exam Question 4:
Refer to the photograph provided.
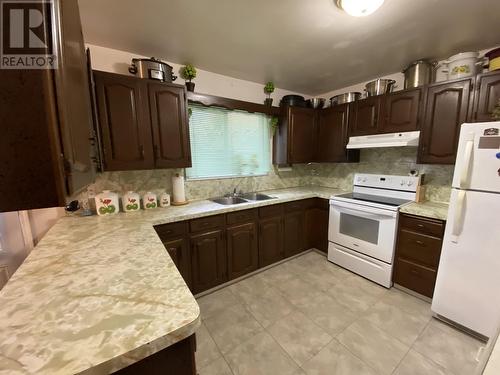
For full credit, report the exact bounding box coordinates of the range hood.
[346,131,420,149]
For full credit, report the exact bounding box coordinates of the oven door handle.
[331,201,397,219]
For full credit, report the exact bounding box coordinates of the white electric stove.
[328,173,420,287]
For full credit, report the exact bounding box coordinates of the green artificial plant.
[181,64,197,82]
[264,81,275,97]
[269,116,279,135]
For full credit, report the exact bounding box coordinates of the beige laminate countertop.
[399,201,449,221]
[0,186,344,375]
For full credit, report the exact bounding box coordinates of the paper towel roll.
[172,173,186,203]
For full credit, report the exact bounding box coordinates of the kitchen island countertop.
[0,186,344,375]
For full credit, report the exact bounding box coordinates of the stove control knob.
[407,181,413,186]
[400,180,405,186]
[362,178,367,182]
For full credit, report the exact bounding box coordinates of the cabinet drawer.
[154,222,188,240]
[226,209,258,225]
[259,204,284,218]
[397,230,442,269]
[393,258,437,298]
[399,214,444,238]
[190,215,224,233]
[285,200,308,213]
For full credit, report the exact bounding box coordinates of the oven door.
[328,200,398,263]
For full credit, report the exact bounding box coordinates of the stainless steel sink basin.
[211,196,248,205]
[240,193,276,201]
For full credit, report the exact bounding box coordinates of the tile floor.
[195,250,484,375]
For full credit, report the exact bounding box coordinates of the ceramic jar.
[122,191,140,212]
[95,190,119,216]
[159,192,171,208]
[446,52,481,79]
[143,192,157,209]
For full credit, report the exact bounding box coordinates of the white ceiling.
[78,0,500,95]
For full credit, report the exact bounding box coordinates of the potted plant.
[264,81,275,106]
[181,64,197,92]
[269,116,279,135]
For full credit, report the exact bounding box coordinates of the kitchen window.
[186,104,271,180]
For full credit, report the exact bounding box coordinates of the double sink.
[211,192,276,205]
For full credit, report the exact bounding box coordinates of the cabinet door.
[305,207,329,253]
[148,83,192,168]
[317,104,359,162]
[94,71,154,170]
[54,0,95,194]
[283,211,305,258]
[163,237,191,288]
[419,78,473,164]
[349,96,381,136]
[259,216,284,267]
[190,230,227,294]
[380,89,421,133]
[227,222,258,280]
[288,106,317,163]
[473,71,500,122]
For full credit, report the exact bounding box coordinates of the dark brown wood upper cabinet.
[288,106,317,163]
[317,104,359,163]
[226,222,258,280]
[1,0,95,212]
[418,78,473,164]
[94,71,154,171]
[349,96,381,136]
[190,229,227,294]
[274,105,317,164]
[148,83,192,168]
[379,88,421,133]
[473,70,500,122]
[94,71,191,171]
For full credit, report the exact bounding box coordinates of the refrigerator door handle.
[459,134,475,189]
[451,190,466,242]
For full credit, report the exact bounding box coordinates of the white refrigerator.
[432,122,500,339]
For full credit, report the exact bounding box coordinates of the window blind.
[186,104,271,180]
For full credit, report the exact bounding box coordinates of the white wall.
[87,44,306,104]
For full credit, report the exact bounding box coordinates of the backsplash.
[78,148,453,204]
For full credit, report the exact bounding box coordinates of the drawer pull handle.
[411,269,420,275]
[415,240,425,246]
[165,230,172,234]
[417,224,425,228]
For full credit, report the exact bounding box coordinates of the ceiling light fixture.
[336,0,384,17]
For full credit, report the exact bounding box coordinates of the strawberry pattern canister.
[143,192,158,209]
[95,190,119,216]
[122,191,140,212]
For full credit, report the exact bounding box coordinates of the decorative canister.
[122,191,140,212]
[159,192,171,208]
[446,52,480,79]
[143,192,158,209]
[95,190,119,216]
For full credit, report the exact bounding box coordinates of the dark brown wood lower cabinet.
[259,216,284,267]
[283,211,305,258]
[162,237,191,288]
[113,334,196,375]
[190,230,227,294]
[305,207,329,253]
[227,222,258,280]
[393,213,445,298]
